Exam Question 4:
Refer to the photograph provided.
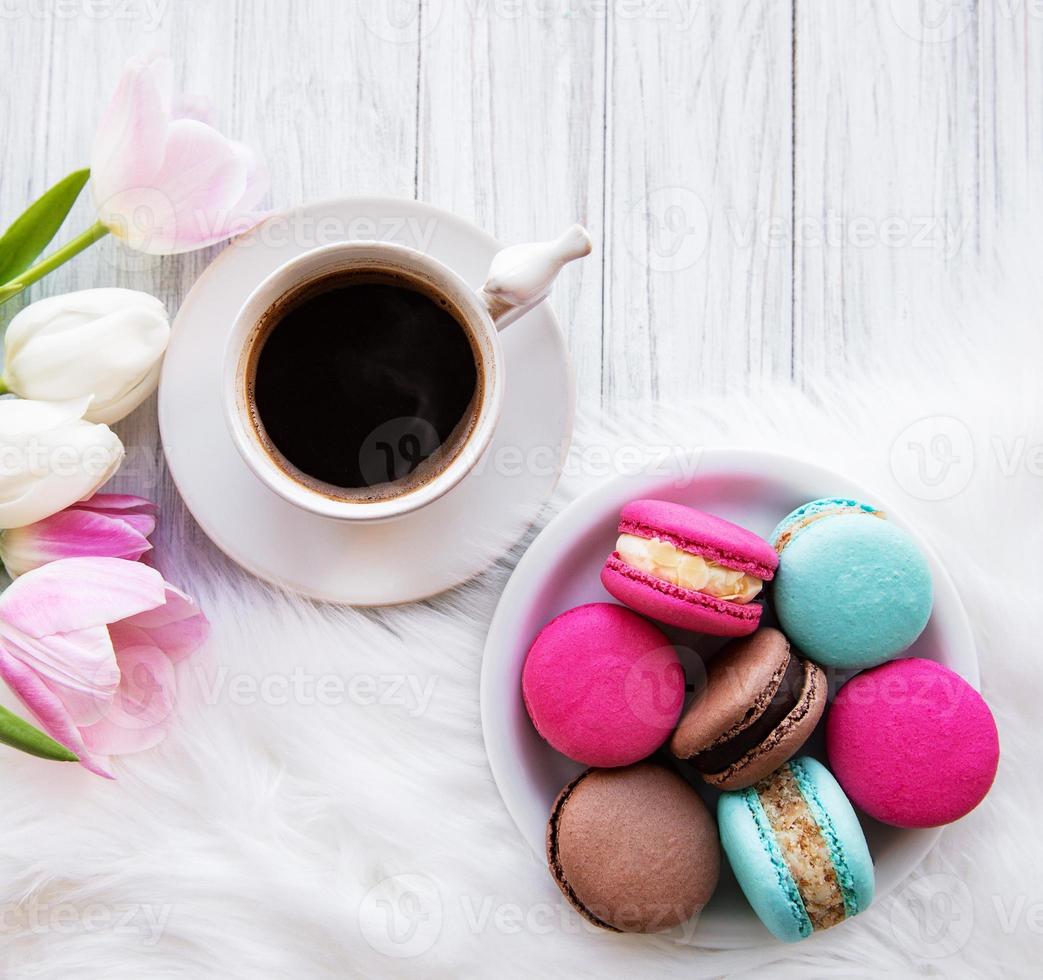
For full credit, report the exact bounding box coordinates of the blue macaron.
[769,497,933,669]
[718,756,874,943]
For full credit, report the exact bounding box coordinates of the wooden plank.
[790,0,1019,380]
[416,0,607,411]
[602,1,794,408]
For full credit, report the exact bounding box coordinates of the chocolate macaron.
[547,763,720,933]
[670,628,826,790]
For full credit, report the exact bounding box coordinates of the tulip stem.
[0,221,110,307]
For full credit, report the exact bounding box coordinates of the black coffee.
[250,274,479,494]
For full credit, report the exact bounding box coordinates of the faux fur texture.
[0,265,1040,979]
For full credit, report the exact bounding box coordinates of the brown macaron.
[669,627,826,791]
[546,763,720,933]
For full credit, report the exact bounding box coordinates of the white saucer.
[480,449,977,948]
[158,197,575,604]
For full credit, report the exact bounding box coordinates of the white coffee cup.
[222,225,591,522]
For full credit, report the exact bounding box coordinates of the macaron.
[670,628,826,790]
[718,756,874,943]
[600,499,778,637]
[770,497,933,669]
[826,658,999,828]
[522,603,684,767]
[547,763,720,932]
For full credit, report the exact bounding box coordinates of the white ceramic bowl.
[480,448,977,948]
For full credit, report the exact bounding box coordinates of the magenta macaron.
[826,658,1000,828]
[522,603,684,767]
[600,499,778,636]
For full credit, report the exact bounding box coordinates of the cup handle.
[477,224,593,330]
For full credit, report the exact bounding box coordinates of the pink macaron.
[826,658,1000,828]
[600,499,778,636]
[522,603,684,767]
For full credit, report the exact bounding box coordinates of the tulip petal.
[226,139,271,213]
[0,643,113,777]
[78,493,156,515]
[0,395,94,438]
[77,494,157,537]
[0,620,118,704]
[0,397,125,530]
[83,360,164,426]
[172,92,215,126]
[90,55,171,206]
[80,626,176,756]
[0,557,166,638]
[0,510,152,577]
[1,289,170,425]
[123,585,209,663]
[98,121,270,254]
[97,118,247,253]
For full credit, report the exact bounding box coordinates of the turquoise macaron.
[718,756,874,943]
[769,497,933,669]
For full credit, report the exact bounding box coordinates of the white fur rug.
[1,263,1040,979]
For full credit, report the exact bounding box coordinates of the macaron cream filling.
[614,533,763,603]
[693,655,809,775]
[772,499,883,554]
[753,763,848,932]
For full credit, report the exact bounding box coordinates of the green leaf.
[0,704,78,762]
[0,168,90,287]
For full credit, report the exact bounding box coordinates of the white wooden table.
[6,0,1038,414]
[1,0,1034,588]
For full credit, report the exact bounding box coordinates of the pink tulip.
[91,54,270,254]
[0,493,157,578]
[0,556,209,777]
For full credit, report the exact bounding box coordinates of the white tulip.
[0,397,124,529]
[2,288,170,424]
